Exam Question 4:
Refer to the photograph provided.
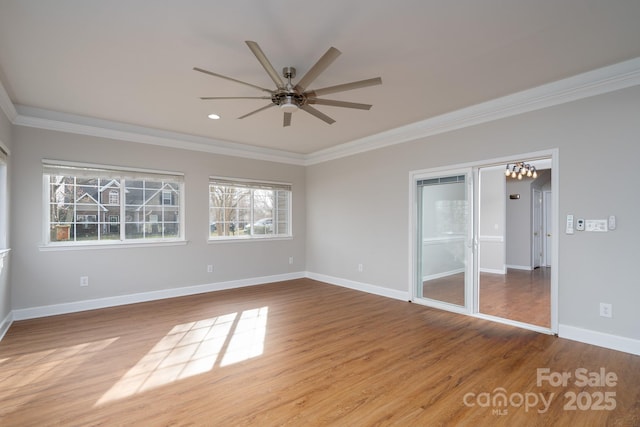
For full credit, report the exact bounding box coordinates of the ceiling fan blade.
[245,41,284,90]
[300,105,336,125]
[200,96,271,100]
[193,67,273,93]
[307,98,372,110]
[294,47,341,93]
[283,112,292,127]
[306,77,382,97]
[238,103,275,119]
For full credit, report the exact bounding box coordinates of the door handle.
[547,233,552,237]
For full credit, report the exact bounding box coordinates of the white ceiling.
[1,1,639,156]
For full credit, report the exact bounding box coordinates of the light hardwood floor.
[1,278,638,426]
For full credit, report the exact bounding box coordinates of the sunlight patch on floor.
[96,306,269,406]
[220,306,269,367]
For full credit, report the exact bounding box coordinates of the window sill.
[208,236,293,244]
[39,240,188,251]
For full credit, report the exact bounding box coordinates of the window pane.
[209,180,291,240]
[124,179,182,240]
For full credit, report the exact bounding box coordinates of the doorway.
[411,151,558,334]
[477,160,552,328]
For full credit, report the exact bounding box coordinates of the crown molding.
[4,57,640,166]
[12,106,307,166]
[304,56,640,165]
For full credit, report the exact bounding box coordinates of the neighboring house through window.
[43,161,184,245]
[109,189,119,205]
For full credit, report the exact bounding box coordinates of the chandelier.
[505,162,537,180]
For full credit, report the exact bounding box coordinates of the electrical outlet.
[599,303,612,318]
[80,276,89,287]
[358,264,363,272]
[207,265,213,273]
[289,256,294,265]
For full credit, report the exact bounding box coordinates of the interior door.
[416,171,472,311]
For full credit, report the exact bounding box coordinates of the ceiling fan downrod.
[276,67,303,112]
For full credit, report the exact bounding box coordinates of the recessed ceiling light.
[207,113,220,120]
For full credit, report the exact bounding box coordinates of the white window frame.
[0,143,8,253]
[42,160,186,248]
[208,176,292,241]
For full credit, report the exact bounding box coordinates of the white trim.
[5,272,639,356]
[305,57,640,165]
[43,158,185,178]
[0,311,13,342]
[422,235,466,245]
[506,264,533,271]
[306,272,409,301]
[39,240,188,252]
[474,313,554,335]
[411,295,468,315]
[2,58,638,166]
[423,268,465,282]
[14,106,307,166]
[559,324,640,356]
[12,272,305,321]
[479,267,506,275]
[479,235,504,243]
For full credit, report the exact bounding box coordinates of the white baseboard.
[422,268,465,282]
[506,264,533,271]
[12,272,306,321]
[559,324,640,356]
[479,267,506,274]
[0,311,13,341]
[5,273,640,358]
[306,272,410,301]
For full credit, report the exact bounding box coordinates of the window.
[43,161,184,245]
[209,177,292,240]
[0,145,7,250]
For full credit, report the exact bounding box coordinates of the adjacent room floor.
[0,278,637,426]
[424,267,551,327]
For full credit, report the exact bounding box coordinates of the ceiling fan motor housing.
[273,91,305,111]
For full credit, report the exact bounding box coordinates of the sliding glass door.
[416,170,473,312]
[412,155,557,334]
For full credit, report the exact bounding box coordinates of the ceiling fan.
[194,41,382,127]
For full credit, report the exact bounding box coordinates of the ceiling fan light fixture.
[280,101,299,114]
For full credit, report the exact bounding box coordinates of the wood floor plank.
[0,278,638,426]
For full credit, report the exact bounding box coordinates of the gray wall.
[479,167,506,273]
[307,85,640,341]
[505,178,533,268]
[10,126,306,309]
[0,108,12,330]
